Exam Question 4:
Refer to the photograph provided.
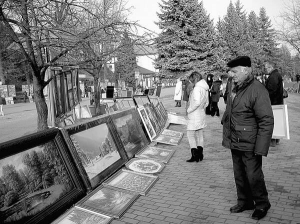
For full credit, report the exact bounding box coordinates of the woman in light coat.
[174,78,183,107]
[186,72,209,162]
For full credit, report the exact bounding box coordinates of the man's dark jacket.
[265,69,283,105]
[211,80,222,102]
[221,77,274,156]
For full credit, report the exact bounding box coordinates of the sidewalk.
[112,95,300,224]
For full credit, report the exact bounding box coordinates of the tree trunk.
[94,69,102,115]
[33,75,48,131]
[0,55,5,84]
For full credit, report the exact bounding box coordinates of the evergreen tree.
[155,0,216,77]
[114,32,137,87]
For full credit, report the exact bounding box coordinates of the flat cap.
[227,56,251,68]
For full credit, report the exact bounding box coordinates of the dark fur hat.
[227,56,251,68]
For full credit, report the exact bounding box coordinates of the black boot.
[186,148,197,162]
[178,101,181,107]
[175,102,178,107]
[197,146,204,161]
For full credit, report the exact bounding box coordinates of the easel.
[0,105,4,116]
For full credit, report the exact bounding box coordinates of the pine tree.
[155,0,216,77]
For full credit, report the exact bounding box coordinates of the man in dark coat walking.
[222,56,274,220]
[205,74,214,115]
[210,76,222,116]
[264,61,284,146]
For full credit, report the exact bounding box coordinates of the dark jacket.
[221,77,274,156]
[211,80,222,102]
[182,79,189,101]
[265,69,284,105]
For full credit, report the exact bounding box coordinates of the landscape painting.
[111,109,148,158]
[135,146,175,163]
[52,207,112,224]
[0,129,85,224]
[77,185,139,218]
[137,107,156,141]
[103,169,158,195]
[70,124,121,188]
[155,135,182,146]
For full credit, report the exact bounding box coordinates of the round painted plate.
[126,158,164,174]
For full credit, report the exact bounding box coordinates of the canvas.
[167,113,187,125]
[161,129,184,139]
[155,135,182,146]
[0,128,85,224]
[61,115,128,190]
[110,108,149,159]
[137,107,157,141]
[52,207,113,224]
[125,158,165,174]
[144,104,160,135]
[272,104,290,139]
[76,185,139,218]
[103,169,158,195]
[135,146,175,163]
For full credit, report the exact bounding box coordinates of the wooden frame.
[61,115,128,191]
[144,103,161,134]
[110,108,149,159]
[154,135,182,146]
[76,185,139,219]
[161,129,184,139]
[272,104,290,139]
[125,158,165,174]
[0,128,86,224]
[137,106,157,141]
[103,169,158,195]
[135,146,175,164]
[52,206,113,224]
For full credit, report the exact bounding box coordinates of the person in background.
[210,76,222,117]
[186,71,209,162]
[182,76,195,115]
[264,61,284,147]
[174,78,183,107]
[222,56,273,220]
[205,74,214,115]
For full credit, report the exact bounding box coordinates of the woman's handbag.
[283,88,288,98]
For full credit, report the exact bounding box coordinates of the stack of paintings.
[135,146,175,164]
[75,185,139,219]
[103,169,158,195]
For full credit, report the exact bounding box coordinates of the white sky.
[127,0,288,35]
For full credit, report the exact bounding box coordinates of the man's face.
[228,66,249,84]
[264,63,273,74]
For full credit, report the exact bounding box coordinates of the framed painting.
[0,128,85,224]
[167,113,187,125]
[161,129,184,139]
[61,115,128,191]
[52,207,113,224]
[148,103,164,130]
[158,102,168,121]
[100,99,115,108]
[103,169,158,195]
[76,185,139,219]
[110,108,149,159]
[144,103,161,134]
[272,104,290,139]
[135,146,175,164]
[133,96,143,107]
[125,158,165,174]
[137,106,157,141]
[148,96,159,107]
[154,135,182,146]
[66,72,73,90]
[65,115,75,126]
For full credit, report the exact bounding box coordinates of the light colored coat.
[187,79,209,130]
[174,79,183,101]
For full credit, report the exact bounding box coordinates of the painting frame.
[52,206,113,224]
[0,128,86,224]
[103,169,158,195]
[144,103,161,134]
[110,108,149,159]
[161,129,184,139]
[125,158,165,174]
[135,146,175,164]
[272,104,290,139]
[137,106,157,141]
[61,115,128,191]
[154,135,182,146]
[75,185,139,219]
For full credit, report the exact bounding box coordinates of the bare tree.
[277,0,300,55]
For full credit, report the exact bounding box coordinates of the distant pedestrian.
[210,76,222,117]
[186,71,209,162]
[205,74,214,115]
[222,56,273,220]
[264,61,284,147]
[182,77,195,114]
[174,78,182,107]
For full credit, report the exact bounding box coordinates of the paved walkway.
[112,93,300,224]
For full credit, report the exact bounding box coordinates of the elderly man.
[222,56,274,220]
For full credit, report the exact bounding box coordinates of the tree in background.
[114,32,137,88]
[155,0,217,78]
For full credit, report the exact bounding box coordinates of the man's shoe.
[230,204,255,213]
[270,139,276,147]
[251,204,271,220]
